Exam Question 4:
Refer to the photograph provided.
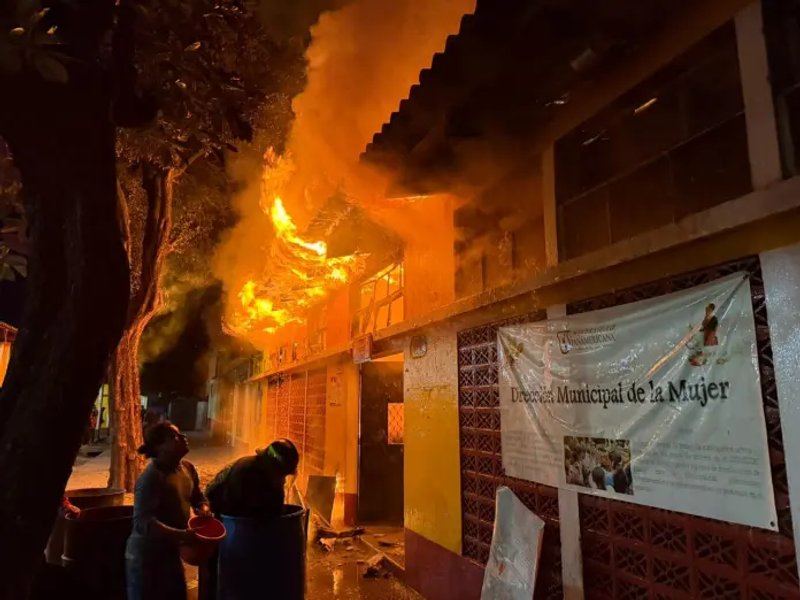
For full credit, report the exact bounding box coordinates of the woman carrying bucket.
[126,422,210,600]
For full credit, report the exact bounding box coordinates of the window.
[388,403,404,445]
[763,0,800,175]
[307,305,328,355]
[555,23,751,260]
[351,262,405,336]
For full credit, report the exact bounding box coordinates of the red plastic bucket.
[181,516,226,566]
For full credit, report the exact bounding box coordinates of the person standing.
[206,438,299,519]
[201,439,299,600]
[126,422,210,600]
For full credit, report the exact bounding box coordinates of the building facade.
[219,0,800,597]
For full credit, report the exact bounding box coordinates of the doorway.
[357,355,404,525]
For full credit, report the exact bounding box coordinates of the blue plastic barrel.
[218,505,309,600]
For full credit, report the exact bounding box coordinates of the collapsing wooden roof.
[0,321,17,343]
[361,0,698,195]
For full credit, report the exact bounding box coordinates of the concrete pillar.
[547,305,584,600]
[761,244,800,584]
[736,1,783,189]
[542,148,560,268]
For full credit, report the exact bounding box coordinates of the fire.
[228,183,365,338]
[270,198,327,257]
[216,0,474,347]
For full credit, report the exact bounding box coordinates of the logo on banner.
[556,326,616,355]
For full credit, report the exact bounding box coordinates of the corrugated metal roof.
[361,0,692,192]
[0,321,17,343]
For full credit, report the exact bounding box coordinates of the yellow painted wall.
[327,289,351,348]
[324,360,360,493]
[403,323,462,553]
[404,195,456,319]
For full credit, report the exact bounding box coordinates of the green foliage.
[117,0,305,169]
[0,139,26,280]
[0,0,69,82]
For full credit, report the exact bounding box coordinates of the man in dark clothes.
[206,438,300,518]
[201,439,299,600]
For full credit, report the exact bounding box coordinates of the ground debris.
[363,554,390,579]
[315,524,365,541]
[318,536,357,553]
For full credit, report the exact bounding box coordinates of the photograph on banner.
[564,436,633,495]
[498,273,778,531]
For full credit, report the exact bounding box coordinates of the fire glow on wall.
[0,322,16,387]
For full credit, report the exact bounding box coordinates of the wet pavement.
[70,437,422,600]
[307,545,421,600]
[186,546,420,600]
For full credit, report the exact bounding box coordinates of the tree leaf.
[0,264,15,282]
[33,54,68,83]
[8,255,27,278]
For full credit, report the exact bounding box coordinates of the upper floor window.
[763,0,800,176]
[307,305,328,355]
[555,23,751,260]
[352,262,405,337]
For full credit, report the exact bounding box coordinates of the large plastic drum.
[45,488,126,565]
[218,505,309,600]
[62,505,133,600]
[66,487,126,509]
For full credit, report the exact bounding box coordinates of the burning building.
[213,0,800,598]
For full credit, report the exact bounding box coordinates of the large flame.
[216,0,475,348]
[227,165,364,338]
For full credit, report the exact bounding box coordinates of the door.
[358,361,404,524]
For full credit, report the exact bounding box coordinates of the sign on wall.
[498,273,778,530]
[352,334,373,364]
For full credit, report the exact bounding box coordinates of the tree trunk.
[0,67,129,597]
[108,329,145,491]
[109,166,175,491]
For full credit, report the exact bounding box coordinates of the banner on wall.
[498,273,778,531]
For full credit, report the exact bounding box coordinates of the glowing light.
[226,157,366,339]
[634,97,659,115]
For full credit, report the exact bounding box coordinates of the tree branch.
[116,179,132,260]
[173,149,206,179]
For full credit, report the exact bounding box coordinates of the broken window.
[307,304,328,355]
[555,22,751,260]
[351,262,405,336]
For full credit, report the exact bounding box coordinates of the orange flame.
[227,173,365,338]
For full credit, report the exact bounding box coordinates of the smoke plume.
[215,0,475,345]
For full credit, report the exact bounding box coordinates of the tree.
[0,0,134,595]
[108,0,304,490]
[0,139,26,281]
